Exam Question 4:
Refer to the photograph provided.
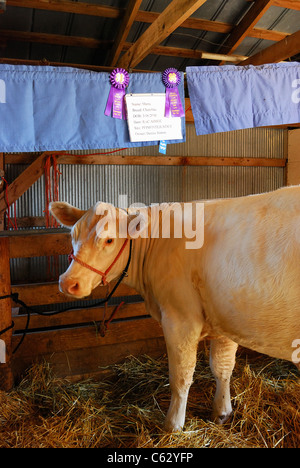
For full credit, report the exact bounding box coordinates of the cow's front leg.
[209,336,238,424]
[161,312,202,432]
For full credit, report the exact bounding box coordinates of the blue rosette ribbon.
[162,68,184,118]
[105,68,129,120]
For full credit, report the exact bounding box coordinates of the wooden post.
[0,237,13,391]
[0,152,5,230]
[287,129,300,186]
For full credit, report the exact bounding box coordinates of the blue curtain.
[186,63,300,135]
[0,65,185,152]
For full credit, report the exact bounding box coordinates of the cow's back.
[201,186,300,362]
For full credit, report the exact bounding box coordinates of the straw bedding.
[0,349,299,448]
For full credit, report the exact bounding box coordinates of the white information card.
[125,93,183,143]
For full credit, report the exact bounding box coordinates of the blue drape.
[186,63,300,135]
[0,65,185,152]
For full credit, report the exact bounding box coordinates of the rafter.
[5,1,290,43]
[0,29,110,48]
[6,0,122,17]
[268,0,300,10]
[217,0,273,57]
[118,0,208,69]
[0,30,248,63]
[241,28,300,65]
[108,0,143,67]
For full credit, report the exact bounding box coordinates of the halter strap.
[68,238,129,286]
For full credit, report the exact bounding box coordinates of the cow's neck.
[124,235,150,296]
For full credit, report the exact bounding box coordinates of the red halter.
[68,238,129,286]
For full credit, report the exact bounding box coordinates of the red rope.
[44,154,62,228]
[0,176,18,230]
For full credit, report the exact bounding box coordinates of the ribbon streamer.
[105,68,129,120]
[162,68,184,118]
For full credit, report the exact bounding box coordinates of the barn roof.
[0,0,299,72]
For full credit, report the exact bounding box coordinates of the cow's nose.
[59,276,80,296]
[67,281,80,295]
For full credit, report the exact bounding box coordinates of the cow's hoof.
[164,419,184,433]
[213,411,232,425]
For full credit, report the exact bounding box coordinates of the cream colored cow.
[50,185,300,431]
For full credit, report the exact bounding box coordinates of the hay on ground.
[0,350,299,448]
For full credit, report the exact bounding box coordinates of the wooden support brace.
[287,129,300,185]
[0,151,61,215]
[0,237,13,391]
[0,152,4,230]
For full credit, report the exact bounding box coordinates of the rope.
[0,176,18,231]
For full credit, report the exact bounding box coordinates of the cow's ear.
[50,202,86,228]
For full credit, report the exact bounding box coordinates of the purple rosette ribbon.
[105,68,129,120]
[162,68,184,118]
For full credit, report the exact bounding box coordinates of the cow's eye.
[106,238,113,244]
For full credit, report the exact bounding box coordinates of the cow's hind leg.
[210,336,238,424]
[161,312,202,432]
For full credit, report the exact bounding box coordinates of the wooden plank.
[241,29,300,65]
[8,232,71,258]
[12,336,166,381]
[0,152,61,215]
[0,29,110,48]
[118,0,208,69]
[13,302,147,330]
[46,155,288,167]
[287,129,300,185]
[7,153,287,166]
[217,0,273,57]
[7,0,122,17]
[130,43,247,62]
[3,153,287,168]
[270,0,300,10]
[0,237,13,390]
[0,153,4,230]
[12,316,164,357]
[109,0,143,67]
[12,281,137,306]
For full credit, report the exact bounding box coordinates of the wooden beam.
[0,237,13,391]
[4,152,287,168]
[0,152,61,215]
[141,44,247,62]
[118,0,208,69]
[268,0,300,10]
[12,281,136,306]
[109,0,143,67]
[12,314,163,358]
[0,29,110,49]
[217,0,273,57]
[57,155,287,167]
[0,153,4,230]
[0,29,247,62]
[241,28,300,65]
[6,1,290,43]
[7,0,122,18]
[13,302,146,330]
[9,232,71,258]
[287,129,300,185]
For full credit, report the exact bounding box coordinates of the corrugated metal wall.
[6,124,287,283]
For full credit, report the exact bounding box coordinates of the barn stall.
[0,0,299,449]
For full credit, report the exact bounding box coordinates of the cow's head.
[50,201,146,298]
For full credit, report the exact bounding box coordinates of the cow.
[50,185,300,432]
